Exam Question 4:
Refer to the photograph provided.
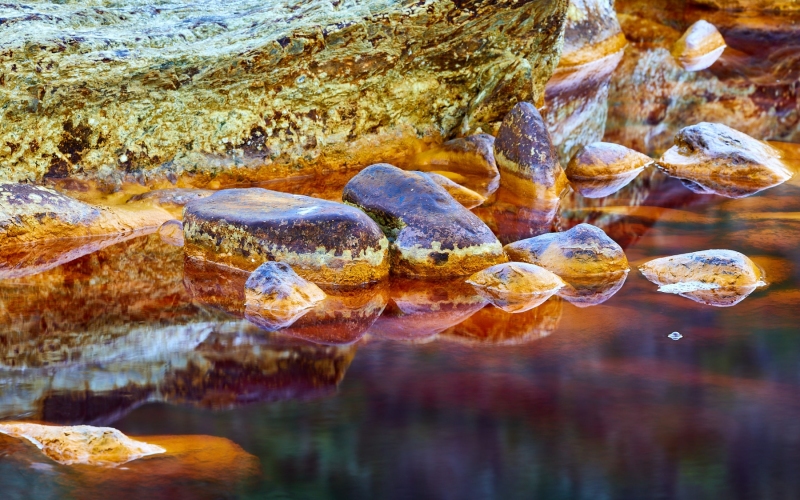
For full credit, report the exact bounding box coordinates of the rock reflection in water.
[558,271,629,308]
[474,187,560,245]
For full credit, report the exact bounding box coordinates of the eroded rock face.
[566,142,653,197]
[184,188,389,286]
[409,134,500,198]
[0,1,568,187]
[244,261,327,329]
[466,262,565,313]
[672,20,727,71]
[343,164,506,278]
[639,249,765,306]
[0,423,164,467]
[657,122,793,198]
[417,172,486,209]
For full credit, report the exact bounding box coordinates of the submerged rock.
[566,142,654,198]
[343,164,506,278]
[244,261,327,330]
[183,188,389,286]
[466,262,565,313]
[158,220,184,247]
[657,123,793,198]
[494,102,569,203]
[410,135,500,198]
[0,422,164,467]
[417,172,486,210]
[639,249,765,306]
[557,271,629,307]
[672,20,726,71]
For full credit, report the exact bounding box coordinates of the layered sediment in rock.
[0,0,568,187]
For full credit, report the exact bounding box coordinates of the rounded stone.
[466,262,565,313]
[244,261,327,328]
[672,20,726,71]
[566,142,653,198]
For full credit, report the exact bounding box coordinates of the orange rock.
[466,262,565,313]
[672,20,727,71]
[566,142,653,198]
[158,220,184,247]
[417,172,486,209]
[409,134,500,198]
[244,261,327,330]
[441,297,563,345]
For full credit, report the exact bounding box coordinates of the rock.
[657,123,793,198]
[566,142,653,198]
[494,102,569,204]
[672,20,726,71]
[0,1,568,187]
[409,135,500,198]
[639,250,766,306]
[557,271,629,307]
[183,188,389,286]
[0,422,165,467]
[417,172,486,210]
[128,188,215,218]
[158,220,184,247]
[505,223,629,277]
[342,164,506,278]
[244,261,327,329]
[466,262,565,313]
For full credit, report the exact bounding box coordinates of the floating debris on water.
[668,332,683,340]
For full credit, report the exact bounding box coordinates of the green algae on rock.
[183,188,389,286]
[0,0,568,187]
[342,164,506,278]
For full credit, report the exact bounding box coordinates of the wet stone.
[672,20,726,71]
[244,261,327,330]
[183,188,389,286]
[494,102,569,203]
[466,262,565,313]
[566,142,653,198]
[657,122,793,198]
[410,134,500,198]
[158,220,184,247]
[417,172,486,210]
[343,164,506,278]
[505,223,629,277]
[127,188,215,218]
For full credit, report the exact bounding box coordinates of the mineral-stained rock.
[0,1,568,186]
[409,135,500,198]
[0,422,165,467]
[417,172,486,210]
[672,20,727,71]
[466,262,565,313]
[639,249,764,290]
[566,142,653,198]
[557,270,629,307]
[184,188,389,286]
[505,223,629,277]
[342,164,506,278]
[657,122,793,198]
[158,220,184,247]
[494,102,569,204]
[244,261,327,329]
[127,188,215,218]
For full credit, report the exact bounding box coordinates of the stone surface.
[505,223,629,277]
[342,164,506,278]
[158,220,184,247]
[409,134,500,198]
[184,188,389,286]
[128,188,215,218]
[494,102,569,204]
[466,262,565,313]
[566,142,653,198]
[0,0,568,187]
[657,122,793,198]
[672,20,727,71]
[557,270,629,307]
[0,422,165,467]
[417,172,486,210]
[244,261,327,329]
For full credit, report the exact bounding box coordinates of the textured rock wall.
[0,0,567,187]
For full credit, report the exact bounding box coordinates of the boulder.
[244,261,327,329]
[566,142,653,198]
[657,123,793,198]
[466,262,565,313]
[158,220,184,247]
[505,223,629,277]
[342,164,506,278]
[409,134,500,198]
[183,188,389,286]
[417,172,486,210]
[0,1,568,187]
[671,20,726,71]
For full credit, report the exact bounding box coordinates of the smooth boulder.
[566,142,653,198]
[672,20,726,71]
[342,164,506,278]
[466,262,565,313]
[244,261,327,329]
[657,122,793,198]
[183,188,389,286]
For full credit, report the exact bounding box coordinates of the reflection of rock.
[158,220,184,247]
[184,188,389,286]
[657,123,793,198]
[369,278,487,342]
[244,261,327,330]
[566,142,653,198]
[672,20,727,71]
[473,187,561,245]
[0,422,164,467]
[441,297,563,345]
[417,172,486,210]
[127,188,215,218]
[409,135,500,198]
[558,271,629,307]
[343,164,506,277]
[466,262,565,313]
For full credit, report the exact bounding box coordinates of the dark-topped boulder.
[183,188,389,286]
[342,164,506,278]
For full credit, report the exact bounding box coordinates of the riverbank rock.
[0,1,568,187]
[505,224,629,277]
[494,103,569,204]
[127,188,215,218]
[244,261,327,329]
[0,423,164,467]
[657,123,793,197]
[183,188,389,286]
[417,172,486,209]
[672,20,727,71]
[409,135,500,198]
[566,142,653,197]
[466,262,565,313]
[343,164,506,278]
[158,220,184,247]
